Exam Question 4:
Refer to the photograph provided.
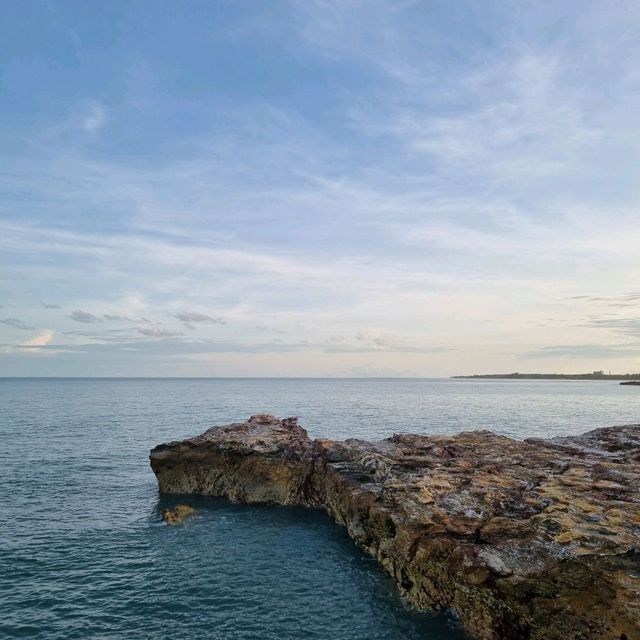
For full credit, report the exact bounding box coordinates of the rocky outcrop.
[161,503,197,525]
[150,414,640,640]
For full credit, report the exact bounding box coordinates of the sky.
[1,0,640,377]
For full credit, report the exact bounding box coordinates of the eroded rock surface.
[150,415,640,640]
[161,503,197,525]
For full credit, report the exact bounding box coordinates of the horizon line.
[1,375,637,380]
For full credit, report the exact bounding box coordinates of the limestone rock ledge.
[150,415,640,640]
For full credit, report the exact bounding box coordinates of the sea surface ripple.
[2,378,639,638]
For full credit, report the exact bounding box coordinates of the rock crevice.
[150,414,640,640]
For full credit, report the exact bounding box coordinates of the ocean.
[2,377,639,639]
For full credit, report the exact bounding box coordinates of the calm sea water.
[2,378,639,639]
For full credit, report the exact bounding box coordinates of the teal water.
[2,378,639,639]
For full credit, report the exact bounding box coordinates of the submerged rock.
[150,415,640,639]
[161,503,197,525]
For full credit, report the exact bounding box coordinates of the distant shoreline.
[452,373,640,380]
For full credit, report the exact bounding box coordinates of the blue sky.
[2,0,640,376]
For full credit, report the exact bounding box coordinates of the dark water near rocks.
[2,378,639,639]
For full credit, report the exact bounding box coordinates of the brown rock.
[161,503,197,525]
[150,415,640,639]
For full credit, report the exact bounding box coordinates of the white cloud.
[22,330,54,347]
[82,102,106,132]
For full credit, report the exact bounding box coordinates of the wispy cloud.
[175,311,226,327]
[137,327,183,338]
[525,343,640,359]
[69,310,102,323]
[584,318,640,338]
[22,334,451,356]
[2,1,640,375]
[567,293,640,309]
[69,310,138,324]
[1,318,35,330]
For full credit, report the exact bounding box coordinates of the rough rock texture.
[150,415,640,640]
[161,503,197,525]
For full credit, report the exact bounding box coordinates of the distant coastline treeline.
[452,372,640,380]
